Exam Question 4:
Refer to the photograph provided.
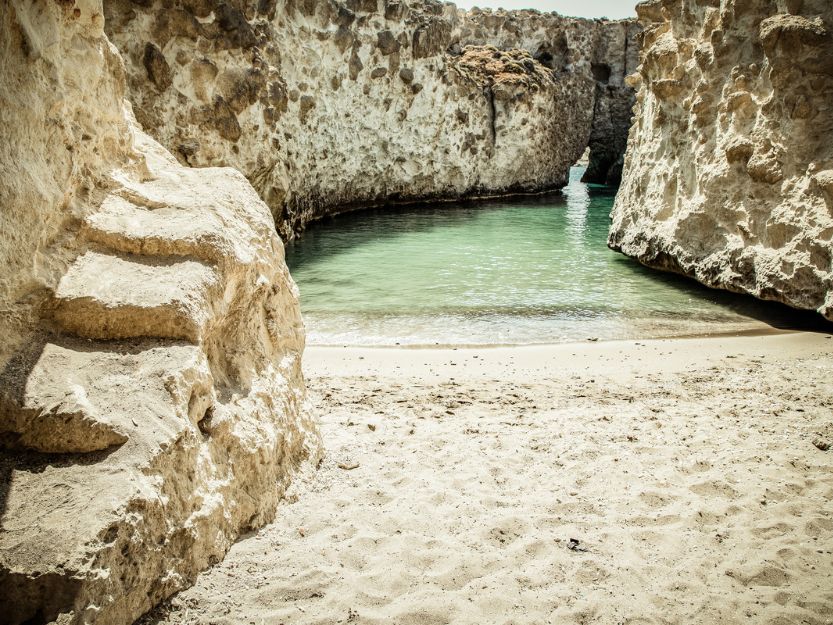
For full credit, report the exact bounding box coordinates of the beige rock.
[610,0,833,321]
[0,1,320,623]
[104,1,639,238]
[53,251,219,342]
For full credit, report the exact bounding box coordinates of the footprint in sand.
[638,490,674,508]
[804,517,833,538]
[750,522,792,539]
[727,564,790,587]
[689,479,740,499]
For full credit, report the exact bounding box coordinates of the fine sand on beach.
[145,333,833,625]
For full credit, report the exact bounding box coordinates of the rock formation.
[104,0,639,238]
[611,0,833,320]
[0,2,319,624]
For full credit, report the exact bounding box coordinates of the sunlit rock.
[0,1,320,623]
[104,0,640,238]
[610,0,833,320]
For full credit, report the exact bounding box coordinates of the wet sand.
[144,332,833,625]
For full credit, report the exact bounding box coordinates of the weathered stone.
[218,68,263,114]
[210,95,242,141]
[106,2,639,240]
[215,2,258,48]
[334,24,354,52]
[412,18,452,59]
[347,0,378,13]
[0,2,320,623]
[611,0,833,320]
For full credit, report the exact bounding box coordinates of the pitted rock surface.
[0,2,320,624]
[104,0,639,238]
[610,0,833,320]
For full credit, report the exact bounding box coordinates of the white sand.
[145,332,833,625]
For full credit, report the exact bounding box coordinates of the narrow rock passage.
[143,335,833,625]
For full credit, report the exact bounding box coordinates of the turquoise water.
[286,167,799,346]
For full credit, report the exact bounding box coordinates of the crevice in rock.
[484,85,496,147]
[623,30,629,73]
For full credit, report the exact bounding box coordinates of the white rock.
[0,2,321,623]
[611,0,833,321]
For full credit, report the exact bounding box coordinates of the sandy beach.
[143,332,833,625]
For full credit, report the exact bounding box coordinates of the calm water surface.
[286,167,803,346]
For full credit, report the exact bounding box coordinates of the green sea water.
[285,167,807,346]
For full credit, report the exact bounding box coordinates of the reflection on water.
[286,167,819,346]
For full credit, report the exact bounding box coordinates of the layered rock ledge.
[104,0,639,238]
[610,0,833,320]
[0,2,320,623]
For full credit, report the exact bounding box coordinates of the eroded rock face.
[0,2,319,623]
[104,0,639,238]
[610,0,833,319]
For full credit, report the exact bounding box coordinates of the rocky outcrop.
[610,0,833,319]
[104,0,639,238]
[0,2,319,624]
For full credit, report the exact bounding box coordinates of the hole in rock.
[535,35,568,71]
[591,62,611,83]
[534,49,554,68]
[198,406,215,437]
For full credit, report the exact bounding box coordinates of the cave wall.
[611,0,833,319]
[105,0,639,238]
[0,1,319,623]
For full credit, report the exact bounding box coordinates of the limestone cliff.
[610,0,833,319]
[0,2,319,623]
[104,0,639,238]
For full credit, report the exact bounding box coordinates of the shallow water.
[286,167,808,346]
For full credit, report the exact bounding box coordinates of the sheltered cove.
[0,0,832,623]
